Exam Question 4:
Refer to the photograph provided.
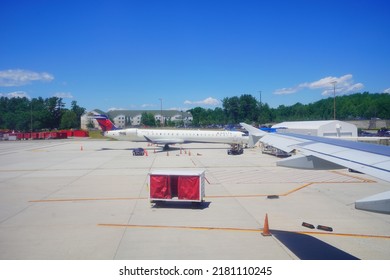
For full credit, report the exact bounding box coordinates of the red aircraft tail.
[93,115,118,131]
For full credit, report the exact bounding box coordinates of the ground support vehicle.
[227,144,244,155]
[148,169,205,207]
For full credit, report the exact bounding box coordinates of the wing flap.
[298,144,390,182]
[277,154,344,170]
[261,134,303,153]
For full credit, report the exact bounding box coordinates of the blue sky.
[1,0,389,112]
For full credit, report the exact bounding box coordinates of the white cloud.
[273,87,300,95]
[54,92,73,99]
[184,97,220,106]
[384,88,390,94]
[141,103,156,108]
[0,91,30,99]
[107,107,127,111]
[274,74,364,96]
[167,107,190,111]
[0,69,54,87]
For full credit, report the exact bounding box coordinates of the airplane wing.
[240,123,390,182]
[263,132,390,181]
[240,122,390,213]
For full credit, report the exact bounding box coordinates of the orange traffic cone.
[80,145,83,151]
[262,214,272,236]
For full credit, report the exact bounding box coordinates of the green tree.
[60,110,78,129]
[222,96,240,123]
[213,107,225,124]
[70,101,86,128]
[258,103,272,124]
[45,97,65,129]
[141,112,156,126]
[238,94,258,123]
[188,107,206,126]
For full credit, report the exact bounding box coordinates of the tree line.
[188,92,390,126]
[1,92,389,131]
[0,96,86,131]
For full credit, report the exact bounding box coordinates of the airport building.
[81,109,193,129]
[271,120,358,137]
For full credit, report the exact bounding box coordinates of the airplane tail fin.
[93,115,118,131]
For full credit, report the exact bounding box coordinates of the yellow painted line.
[98,223,261,233]
[298,231,390,240]
[281,182,314,196]
[0,169,41,172]
[29,197,148,203]
[207,180,359,199]
[29,194,277,202]
[26,183,316,202]
[207,183,313,198]
[98,223,390,240]
[206,194,269,198]
[28,176,373,203]
[331,170,376,183]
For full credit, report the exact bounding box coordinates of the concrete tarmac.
[0,139,389,260]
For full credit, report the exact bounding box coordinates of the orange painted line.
[30,195,270,202]
[298,231,390,240]
[206,194,269,198]
[29,197,148,203]
[28,171,376,204]
[98,224,390,240]
[331,170,376,183]
[98,223,261,233]
[29,176,373,203]
[281,182,313,196]
[27,188,305,202]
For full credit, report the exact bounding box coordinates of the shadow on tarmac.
[271,230,359,260]
[98,147,134,151]
[151,201,211,210]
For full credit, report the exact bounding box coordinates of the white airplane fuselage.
[104,128,248,145]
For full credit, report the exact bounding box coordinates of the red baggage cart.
[149,169,205,204]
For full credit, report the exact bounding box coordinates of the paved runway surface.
[0,139,389,259]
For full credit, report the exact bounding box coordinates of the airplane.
[240,122,390,214]
[93,115,249,150]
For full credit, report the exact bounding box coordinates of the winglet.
[240,123,267,137]
[240,123,268,148]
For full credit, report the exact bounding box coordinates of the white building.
[272,120,358,138]
[80,110,105,130]
[81,110,193,130]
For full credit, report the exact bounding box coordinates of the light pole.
[30,100,33,139]
[330,81,337,120]
[258,90,262,105]
[159,98,163,126]
[258,90,262,124]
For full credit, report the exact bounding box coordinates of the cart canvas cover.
[150,175,171,199]
[149,169,205,202]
